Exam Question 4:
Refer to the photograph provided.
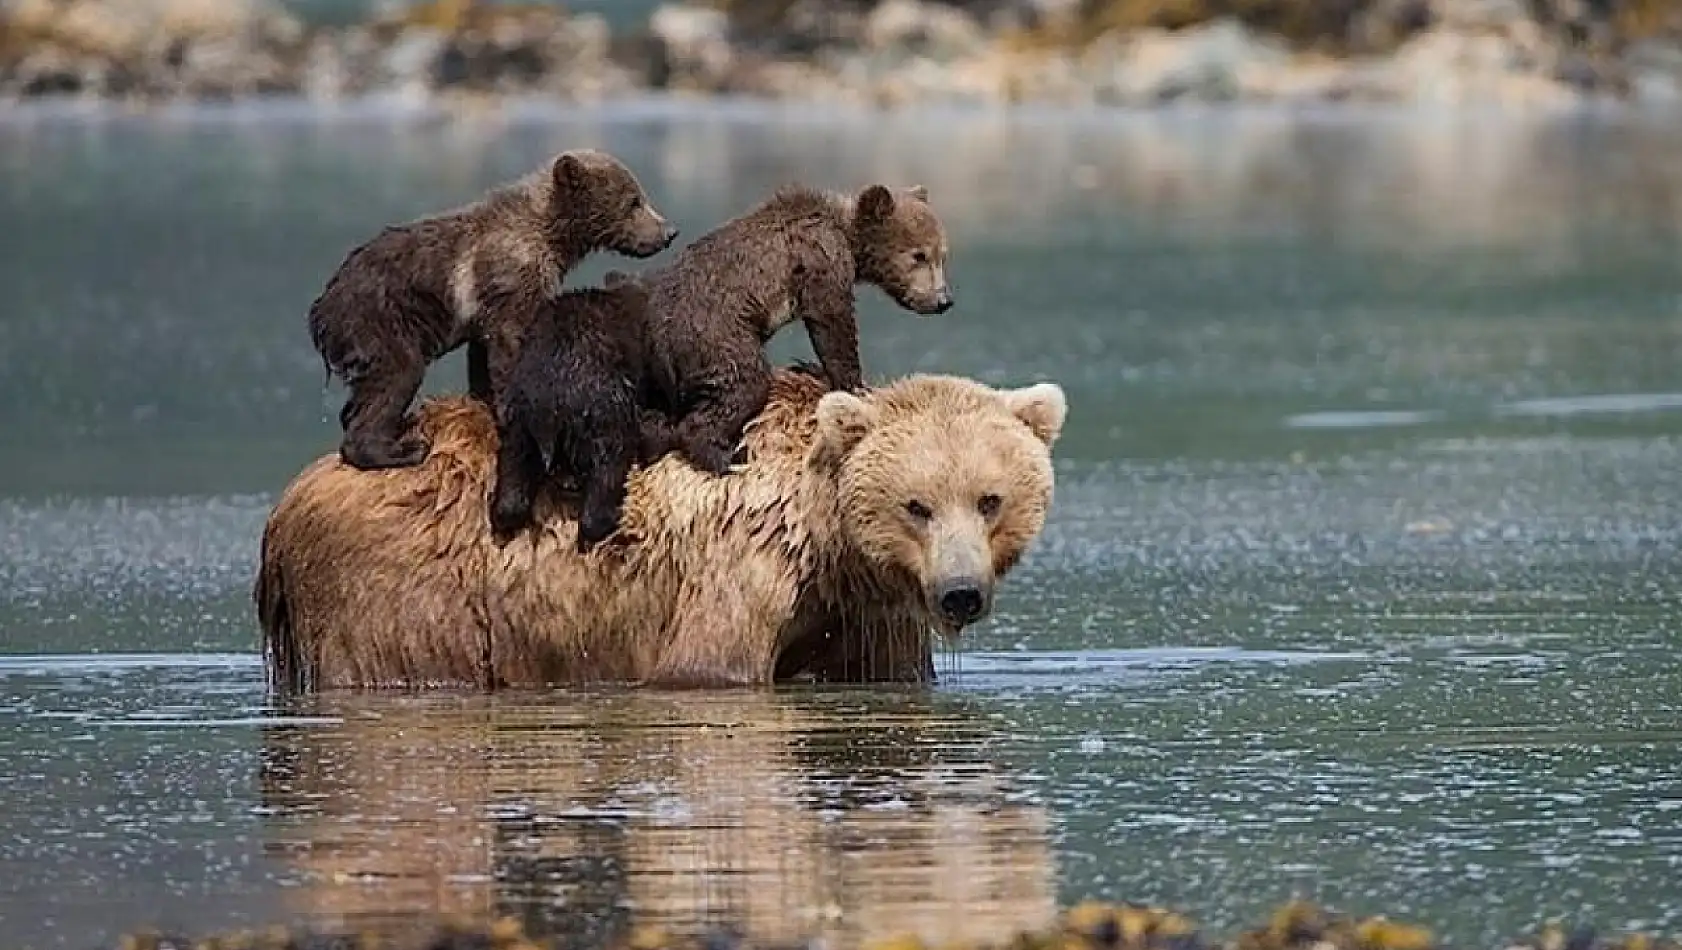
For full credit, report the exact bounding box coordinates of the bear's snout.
[907,285,953,315]
[932,576,991,629]
[620,211,680,258]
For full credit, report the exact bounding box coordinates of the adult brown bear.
[255,368,1067,691]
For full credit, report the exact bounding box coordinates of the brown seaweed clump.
[1501,924,1682,950]
[115,915,548,950]
[102,903,1682,950]
[856,901,1206,950]
[1231,901,1435,950]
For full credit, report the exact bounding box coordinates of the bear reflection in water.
[256,690,1057,950]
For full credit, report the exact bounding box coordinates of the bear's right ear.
[815,391,878,461]
[606,271,649,308]
[856,184,895,224]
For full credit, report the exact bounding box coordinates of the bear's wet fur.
[489,271,678,552]
[306,149,678,472]
[633,183,953,476]
[254,369,1067,691]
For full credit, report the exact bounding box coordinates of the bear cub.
[307,148,679,472]
[489,270,678,552]
[637,183,954,476]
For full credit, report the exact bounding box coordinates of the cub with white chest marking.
[306,149,678,471]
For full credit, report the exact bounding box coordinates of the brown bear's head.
[549,149,680,259]
[813,375,1066,637]
[850,184,954,316]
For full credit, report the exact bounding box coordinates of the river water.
[1,100,1680,949]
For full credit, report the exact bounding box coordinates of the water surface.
[1,102,1681,948]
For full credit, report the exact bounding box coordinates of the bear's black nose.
[661,225,680,246]
[937,581,986,626]
[931,289,954,313]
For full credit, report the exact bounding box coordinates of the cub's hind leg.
[567,389,640,554]
[490,422,547,542]
[338,354,430,470]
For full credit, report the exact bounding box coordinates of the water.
[2,100,1682,948]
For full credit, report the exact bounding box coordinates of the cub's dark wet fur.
[307,149,678,472]
[490,271,677,552]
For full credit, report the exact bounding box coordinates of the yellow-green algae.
[99,900,1681,950]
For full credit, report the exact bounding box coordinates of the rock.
[988,0,1081,33]
[1374,25,1578,106]
[1431,0,1531,32]
[1083,18,1291,105]
[863,0,987,62]
[1624,38,1682,104]
[175,35,293,96]
[352,6,630,101]
[0,0,305,96]
[376,27,445,96]
[647,2,734,90]
[297,33,349,100]
[8,45,94,95]
[1349,0,1433,52]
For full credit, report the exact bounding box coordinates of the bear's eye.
[977,494,1002,518]
[911,250,929,265]
[905,499,933,521]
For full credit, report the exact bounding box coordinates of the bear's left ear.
[907,184,929,202]
[856,184,895,224]
[815,391,878,461]
[1000,382,1067,447]
[552,151,585,192]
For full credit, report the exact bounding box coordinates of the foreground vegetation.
[106,899,1681,950]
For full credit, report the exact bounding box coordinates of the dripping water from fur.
[938,638,963,688]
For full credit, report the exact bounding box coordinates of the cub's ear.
[610,274,650,309]
[815,391,878,461]
[856,184,895,223]
[1000,382,1067,447]
[552,152,585,191]
[906,184,929,202]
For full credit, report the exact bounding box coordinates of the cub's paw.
[341,433,430,471]
[393,433,432,466]
[488,493,533,544]
[577,507,624,554]
[785,360,827,381]
[681,441,735,477]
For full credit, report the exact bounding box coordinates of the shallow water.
[1,101,1681,948]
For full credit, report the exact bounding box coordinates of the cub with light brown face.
[306,149,679,471]
[633,183,954,476]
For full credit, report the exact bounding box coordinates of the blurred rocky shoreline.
[2,0,1681,109]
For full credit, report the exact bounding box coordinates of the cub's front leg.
[797,275,863,393]
[468,279,548,406]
